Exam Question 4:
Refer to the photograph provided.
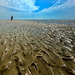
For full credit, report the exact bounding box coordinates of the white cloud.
[0,0,39,11]
[39,0,75,13]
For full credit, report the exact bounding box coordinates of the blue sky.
[0,0,75,19]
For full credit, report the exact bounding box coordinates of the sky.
[0,0,75,19]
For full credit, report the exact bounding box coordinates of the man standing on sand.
[11,16,13,20]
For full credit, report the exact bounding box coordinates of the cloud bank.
[0,0,39,11]
[0,0,75,19]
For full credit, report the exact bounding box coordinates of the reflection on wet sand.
[0,20,75,75]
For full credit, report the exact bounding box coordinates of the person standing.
[11,16,13,20]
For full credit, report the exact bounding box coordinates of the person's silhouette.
[11,16,13,20]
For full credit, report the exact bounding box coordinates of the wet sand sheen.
[0,20,75,75]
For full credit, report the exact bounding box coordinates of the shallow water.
[0,20,75,75]
[30,20,75,25]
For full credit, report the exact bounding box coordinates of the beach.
[0,20,75,75]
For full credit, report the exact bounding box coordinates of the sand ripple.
[0,20,75,75]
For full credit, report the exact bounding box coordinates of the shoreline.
[0,19,75,26]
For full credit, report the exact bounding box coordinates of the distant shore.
[0,19,75,25]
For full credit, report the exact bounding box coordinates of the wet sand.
[0,20,75,75]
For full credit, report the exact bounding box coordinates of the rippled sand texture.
[0,20,75,75]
